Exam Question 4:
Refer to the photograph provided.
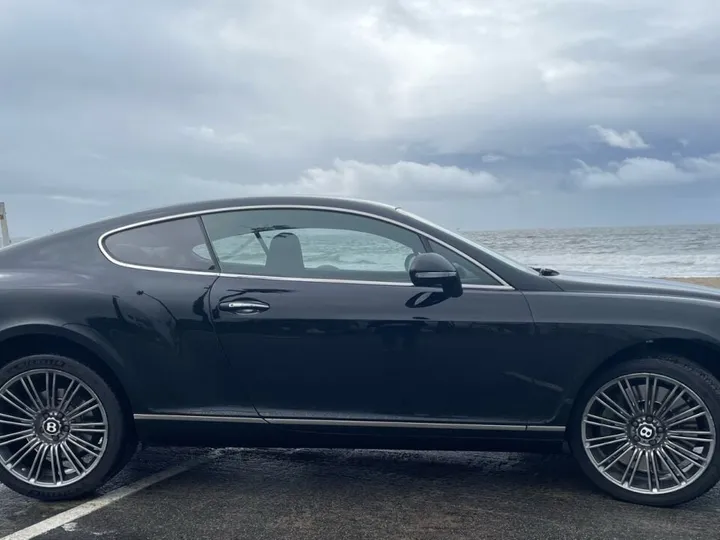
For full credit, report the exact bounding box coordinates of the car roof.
[106,196,401,227]
[0,196,406,254]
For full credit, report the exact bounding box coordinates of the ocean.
[464,223,720,278]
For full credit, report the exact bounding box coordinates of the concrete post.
[0,202,10,248]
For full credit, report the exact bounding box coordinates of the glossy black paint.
[209,276,535,426]
[408,252,462,295]
[1,196,720,453]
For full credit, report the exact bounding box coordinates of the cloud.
[180,125,252,150]
[180,126,250,144]
[47,195,109,206]
[481,154,507,163]
[571,153,720,189]
[182,159,506,202]
[589,125,650,149]
[2,0,720,235]
[293,160,506,200]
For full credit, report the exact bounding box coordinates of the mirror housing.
[408,252,462,296]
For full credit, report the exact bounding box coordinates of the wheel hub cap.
[36,411,70,442]
[42,418,61,435]
[629,416,665,447]
[637,423,656,440]
[582,372,716,495]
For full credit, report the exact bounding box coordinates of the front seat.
[265,232,305,276]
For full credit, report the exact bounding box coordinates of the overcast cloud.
[1,0,720,237]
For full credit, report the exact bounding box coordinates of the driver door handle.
[218,300,270,314]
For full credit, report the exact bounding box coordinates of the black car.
[1,196,719,507]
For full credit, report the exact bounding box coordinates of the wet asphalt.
[1,447,718,540]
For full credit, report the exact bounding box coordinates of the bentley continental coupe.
[1,196,719,507]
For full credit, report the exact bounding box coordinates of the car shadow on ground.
[239,446,719,513]
[3,447,718,540]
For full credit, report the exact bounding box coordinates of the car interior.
[214,230,417,282]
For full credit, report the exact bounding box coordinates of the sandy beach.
[667,277,720,288]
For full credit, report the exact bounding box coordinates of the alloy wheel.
[0,368,109,488]
[582,372,716,495]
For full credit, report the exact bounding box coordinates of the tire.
[569,354,720,507]
[109,437,139,479]
[0,354,128,501]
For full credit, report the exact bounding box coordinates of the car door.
[201,206,536,431]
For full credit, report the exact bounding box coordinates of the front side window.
[200,208,425,282]
[103,217,214,272]
[427,239,501,286]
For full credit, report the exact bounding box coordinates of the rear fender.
[0,321,144,412]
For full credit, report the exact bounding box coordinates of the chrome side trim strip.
[266,418,524,431]
[97,204,514,290]
[133,413,565,432]
[526,425,566,432]
[133,413,266,424]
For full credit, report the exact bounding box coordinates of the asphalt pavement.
[1,447,718,540]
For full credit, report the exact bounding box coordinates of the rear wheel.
[570,355,720,506]
[0,354,128,501]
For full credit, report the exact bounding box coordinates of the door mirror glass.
[408,252,462,296]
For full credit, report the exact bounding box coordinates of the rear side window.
[103,217,215,272]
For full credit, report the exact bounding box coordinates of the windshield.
[395,208,538,275]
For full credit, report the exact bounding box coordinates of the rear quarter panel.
[0,265,230,416]
[0,274,146,407]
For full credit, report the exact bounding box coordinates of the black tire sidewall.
[0,354,126,501]
[569,355,720,507]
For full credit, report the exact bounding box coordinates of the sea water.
[466,223,720,278]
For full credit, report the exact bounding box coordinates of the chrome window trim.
[133,413,564,432]
[98,204,514,290]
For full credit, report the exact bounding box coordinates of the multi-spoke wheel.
[570,355,720,506]
[0,354,128,501]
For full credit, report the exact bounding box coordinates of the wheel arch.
[0,323,140,437]
[564,337,720,440]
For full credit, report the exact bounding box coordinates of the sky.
[1,0,720,238]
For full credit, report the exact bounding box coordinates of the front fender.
[524,291,720,426]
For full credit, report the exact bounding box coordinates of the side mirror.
[408,252,462,296]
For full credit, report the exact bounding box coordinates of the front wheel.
[569,355,720,507]
[0,354,128,501]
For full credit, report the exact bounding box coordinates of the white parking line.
[1,449,225,540]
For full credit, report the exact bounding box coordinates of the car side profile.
[1,196,719,507]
